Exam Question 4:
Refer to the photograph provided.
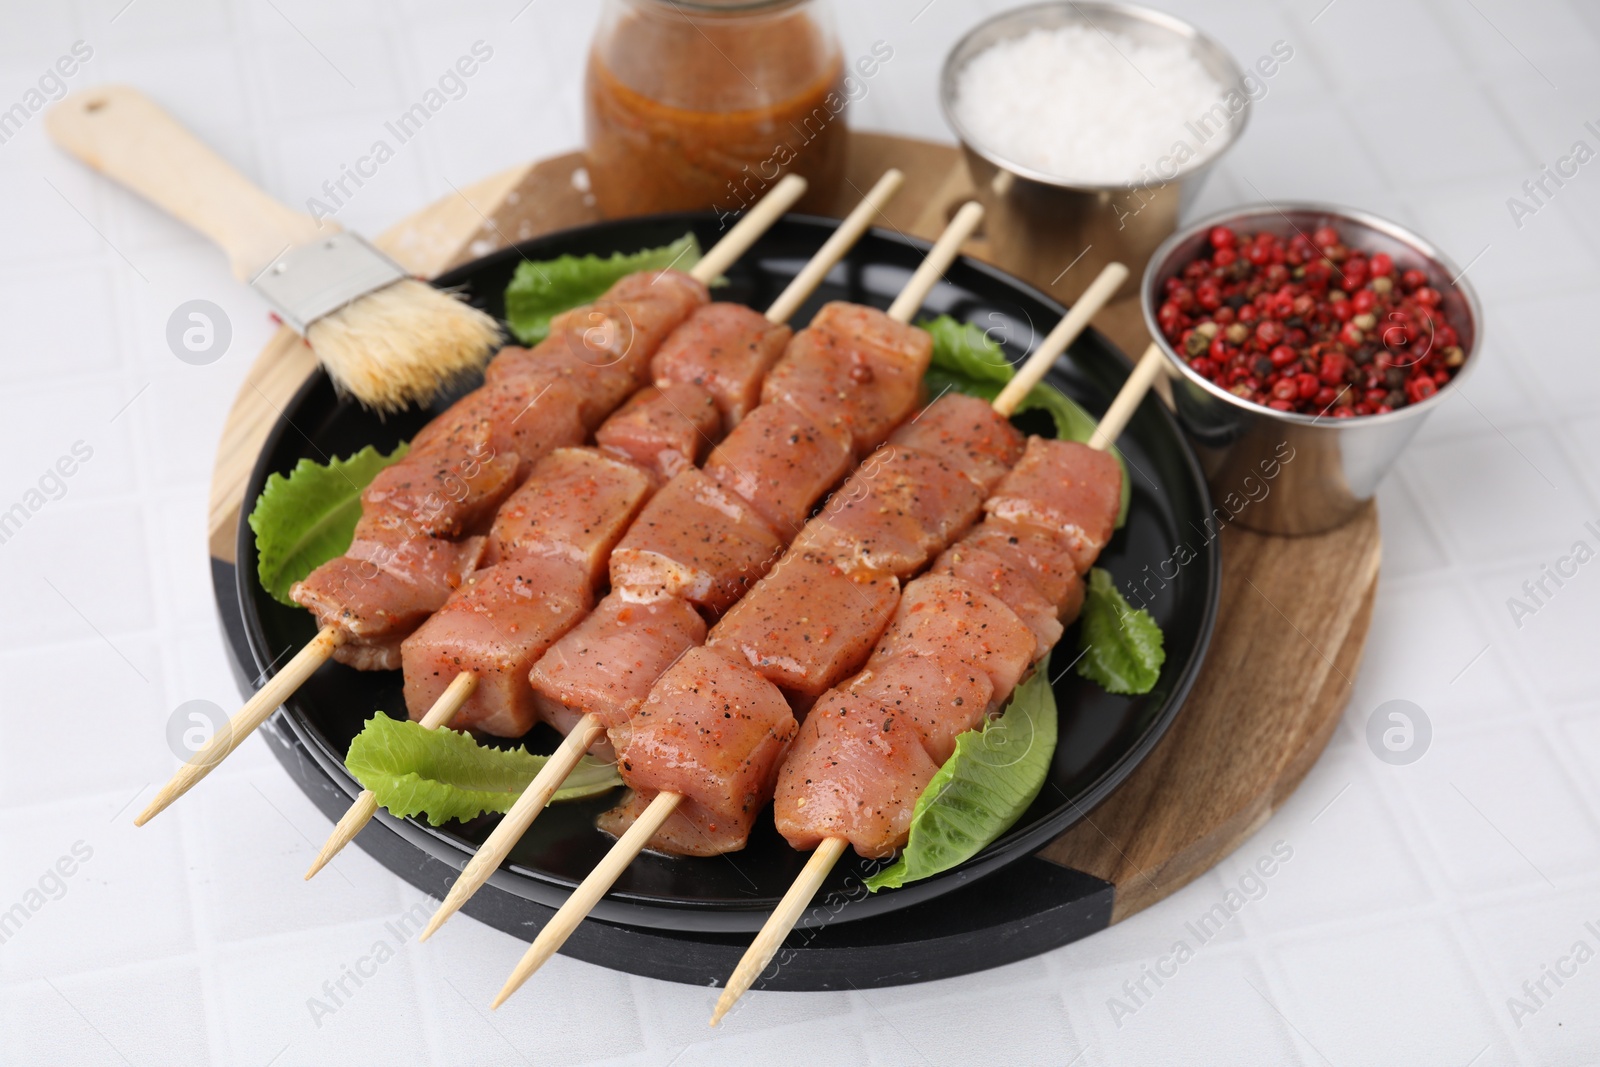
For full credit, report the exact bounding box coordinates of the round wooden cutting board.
[205,132,1380,985]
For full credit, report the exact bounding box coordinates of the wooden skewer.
[764,169,904,324]
[709,837,848,1026]
[1088,343,1166,450]
[133,175,812,829]
[304,671,477,879]
[303,171,902,880]
[708,338,1165,1025]
[885,201,984,323]
[991,263,1129,416]
[491,258,1132,1010]
[689,173,808,285]
[136,627,345,826]
[491,789,685,1008]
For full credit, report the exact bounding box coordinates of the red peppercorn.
[1343,256,1368,290]
[1161,223,1463,418]
[1405,376,1437,404]
[1318,351,1348,383]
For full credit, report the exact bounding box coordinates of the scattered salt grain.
[953,25,1229,185]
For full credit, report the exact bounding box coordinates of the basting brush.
[46,85,499,412]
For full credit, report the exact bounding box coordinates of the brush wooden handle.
[46,85,323,280]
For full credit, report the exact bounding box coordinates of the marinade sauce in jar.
[585,0,849,219]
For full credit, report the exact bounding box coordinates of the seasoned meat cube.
[408,373,588,479]
[810,301,934,371]
[482,345,639,430]
[847,648,994,765]
[957,519,1083,616]
[931,541,1064,661]
[486,268,709,427]
[531,591,708,733]
[773,689,941,858]
[595,383,720,479]
[869,574,1035,697]
[651,302,792,426]
[599,647,797,855]
[359,428,522,540]
[485,448,655,584]
[704,399,854,533]
[887,393,1023,491]
[708,552,900,697]
[791,446,986,574]
[292,530,486,671]
[982,437,1122,574]
[609,468,785,613]
[759,302,929,455]
[400,557,593,738]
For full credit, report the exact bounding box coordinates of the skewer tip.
[133,784,177,826]
[490,982,516,1011]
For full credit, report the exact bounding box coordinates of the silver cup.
[1142,203,1483,535]
[940,1,1251,304]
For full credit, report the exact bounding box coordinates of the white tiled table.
[1,2,1596,1064]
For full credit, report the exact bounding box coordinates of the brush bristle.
[305,279,502,413]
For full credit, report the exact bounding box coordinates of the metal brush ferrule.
[250,232,409,334]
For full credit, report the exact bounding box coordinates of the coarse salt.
[953,25,1230,185]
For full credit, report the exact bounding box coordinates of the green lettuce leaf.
[504,233,703,344]
[866,669,1058,892]
[344,714,622,824]
[247,443,409,606]
[918,314,1015,384]
[918,315,1131,527]
[1075,567,1166,695]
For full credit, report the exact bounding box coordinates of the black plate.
[233,213,1218,935]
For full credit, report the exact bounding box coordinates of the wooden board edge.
[1106,546,1380,923]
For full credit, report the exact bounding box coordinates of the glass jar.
[584,0,848,218]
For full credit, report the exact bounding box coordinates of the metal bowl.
[939,1,1250,303]
[1142,202,1484,535]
